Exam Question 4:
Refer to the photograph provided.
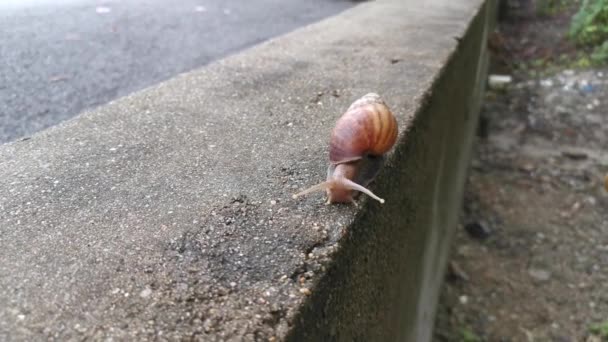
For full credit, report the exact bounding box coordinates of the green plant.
[590,320,608,338]
[460,327,481,342]
[569,0,608,46]
[537,0,570,17]
[573,54,593,67]
[591,39,608,62]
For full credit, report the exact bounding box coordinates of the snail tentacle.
[292,181,331,199]
[332,177,385,204]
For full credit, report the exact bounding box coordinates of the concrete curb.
[0,0,494,340]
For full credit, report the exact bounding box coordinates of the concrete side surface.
[0,0,492,341]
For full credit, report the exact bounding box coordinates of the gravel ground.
[434,63,608,342]
[434,4,608,340]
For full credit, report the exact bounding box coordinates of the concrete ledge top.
[0,0,484,340]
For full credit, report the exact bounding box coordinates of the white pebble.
[139,288,152,298]
[528,268,551,282]
[488,74,512,90]
[95,6,111,14]
[540,79,553,87]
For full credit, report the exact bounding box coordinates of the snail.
[293,93,398,205]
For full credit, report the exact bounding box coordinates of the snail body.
[293,93,398,204]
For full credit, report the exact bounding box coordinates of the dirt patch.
[490,0,580,76]
[434,2,608,341]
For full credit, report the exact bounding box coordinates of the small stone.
[203,318,213,333]
[555,105,569,115]
[581,83,595,93]
[571,201,582,213]
[488,74,512,90]
[464,221,492,240]
[561,150,588,160]
[540,79,553,87]
[74,323,87,333]
[229,282,237,287]
[519,162,535,172]
[459,295,469,304]
[457,245,474,257]
[270,200,277,205]
[139,287,152,298]
[95,6,111,14]
[447,261,469,282]
[584,196,597,206]
[528,268,551,282]
[299,287,311,296]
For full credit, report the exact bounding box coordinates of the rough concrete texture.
[0,0,491,341]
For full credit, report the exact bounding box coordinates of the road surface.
[0,0,355,144]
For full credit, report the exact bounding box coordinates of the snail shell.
[293,93,398,204]
[329,93,398,164]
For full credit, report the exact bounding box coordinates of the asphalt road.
[0,0,355,144]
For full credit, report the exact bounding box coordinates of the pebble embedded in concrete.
[139,287,153,298]
[528,268,551,282]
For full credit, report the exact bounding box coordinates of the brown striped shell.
[329,93,398,164]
